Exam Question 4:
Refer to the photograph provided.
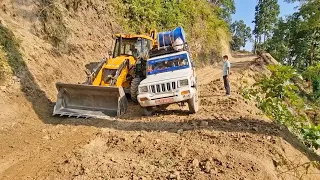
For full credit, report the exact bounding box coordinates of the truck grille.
[150,81,177,93]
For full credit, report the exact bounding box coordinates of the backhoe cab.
[89,34,154,89]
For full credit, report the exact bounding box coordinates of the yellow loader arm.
[92,58,131,87]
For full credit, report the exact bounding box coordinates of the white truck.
[137,50,199,115]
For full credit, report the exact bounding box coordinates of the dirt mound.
[37,56,320,180]
[46,130,279,179]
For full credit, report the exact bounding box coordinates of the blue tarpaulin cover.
[157,26,186,47]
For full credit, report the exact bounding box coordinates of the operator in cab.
[129,44,139,57]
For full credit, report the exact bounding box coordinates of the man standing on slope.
[222,55,231,96]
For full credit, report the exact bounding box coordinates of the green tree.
[253,0,280,51]
[265,0,320,69]
[208,0,236,22]
[264,18,291,64]
[298,0,320,66]
[230,20,252,51]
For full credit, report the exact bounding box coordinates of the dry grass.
[37,0,69,49]
[0,24,24,84]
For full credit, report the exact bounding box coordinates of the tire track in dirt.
[0,124,97,180]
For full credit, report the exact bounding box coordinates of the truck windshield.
[147,53,189,75]
[113,38,151,58]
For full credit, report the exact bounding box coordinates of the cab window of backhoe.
[142,40,151,55]
[113,38,151,58]
[113,38,138,57]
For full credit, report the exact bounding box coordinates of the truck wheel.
[188,89,199,113]
[142,107,153,116]
[131,77,142,103]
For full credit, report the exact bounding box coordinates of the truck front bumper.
[138,88,195,107]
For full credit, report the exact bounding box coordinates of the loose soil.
[1,55,319,180]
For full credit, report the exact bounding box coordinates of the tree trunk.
[288,57,292,66]
[310,42,315,67]
[254,38,257,54]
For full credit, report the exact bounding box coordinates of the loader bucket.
[53,83,128,119]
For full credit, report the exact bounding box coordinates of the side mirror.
[191,61,196,68]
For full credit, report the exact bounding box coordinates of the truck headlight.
[179,79,189,87]
[139,86,148,93]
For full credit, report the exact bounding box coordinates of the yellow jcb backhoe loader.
[53,32,156,118]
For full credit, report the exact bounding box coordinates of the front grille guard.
[149,81,178,94]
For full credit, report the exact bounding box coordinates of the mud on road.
[0,55,319,180]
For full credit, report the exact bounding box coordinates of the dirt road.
[0,55,319,179]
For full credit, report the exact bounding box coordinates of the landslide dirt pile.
[40,56,320,180]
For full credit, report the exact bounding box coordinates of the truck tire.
[142,107,153,116]
[188,89,199,113]
[131,77,142,103]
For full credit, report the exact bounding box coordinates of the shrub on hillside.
[37,0,69,49]
[242,64,320,149]
[119,0,230,63]
[0,49,11,84]
[303,63,320,101]
[0,25,24,84]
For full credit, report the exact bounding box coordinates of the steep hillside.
[1,0,122,99]
[0,1,122,177]
[118,0,231,62]
[0,0,230,99]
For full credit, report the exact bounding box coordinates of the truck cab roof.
[148,51,189,61]
[114,34,154,41]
